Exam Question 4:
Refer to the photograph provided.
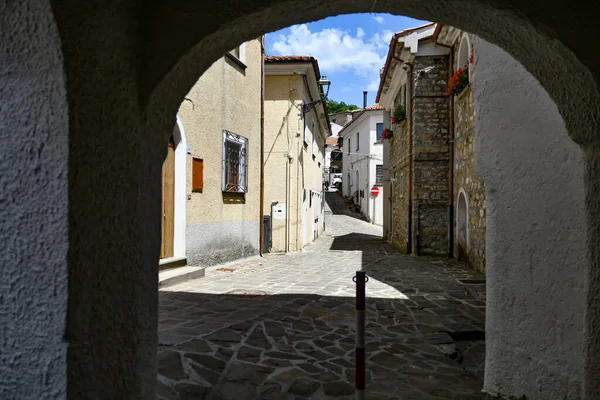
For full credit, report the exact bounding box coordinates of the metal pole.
[354,270,368,399]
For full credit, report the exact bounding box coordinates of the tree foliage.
[325,97,359,114]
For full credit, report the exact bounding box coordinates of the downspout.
[434,35,455,258]
[286,157,290,252]
[259,38,265,255]
[407,62,414,255]
[296,141,301,250]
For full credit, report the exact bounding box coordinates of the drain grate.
[224,289,273,296]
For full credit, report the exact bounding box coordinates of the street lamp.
[301,75,331,115]
[318,75,331,99]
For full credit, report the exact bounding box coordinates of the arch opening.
[4,2,598,400]
[457,190,468,262]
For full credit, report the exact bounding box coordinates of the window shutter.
[192,157,203,192]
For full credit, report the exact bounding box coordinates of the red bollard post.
[354,270,367,400]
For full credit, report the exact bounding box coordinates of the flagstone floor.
[157,191,486,400]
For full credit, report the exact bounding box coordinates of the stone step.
[158,256,187,271]
[158,266,206,288]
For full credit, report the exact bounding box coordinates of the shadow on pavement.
[157,288,485,400]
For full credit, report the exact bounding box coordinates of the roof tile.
[264,55,315,62]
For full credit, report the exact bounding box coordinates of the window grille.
[376,165,383,185]
[222,130,248,193]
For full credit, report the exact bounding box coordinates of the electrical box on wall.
[273,203,286,220]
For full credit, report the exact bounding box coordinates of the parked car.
[330,173,342,187]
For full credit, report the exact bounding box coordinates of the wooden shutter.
[192,157,203,192]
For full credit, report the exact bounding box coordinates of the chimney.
[363,91,368,109]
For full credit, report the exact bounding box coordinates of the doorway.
[160,136,175,258]
[457,191,468,262]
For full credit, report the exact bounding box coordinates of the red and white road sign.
[370,186,380,196]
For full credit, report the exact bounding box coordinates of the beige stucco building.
[159,38,263,268]
[263,56,331,252]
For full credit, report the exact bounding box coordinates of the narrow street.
[157,190,486,400]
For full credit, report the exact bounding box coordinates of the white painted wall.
[475,38,585,399]
[173,116,187,259]
[0,2,69,397]
[341,111,384,225]
[324,122,343,177]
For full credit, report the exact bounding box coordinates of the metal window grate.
[376,165,383,185]
[222,130,248,193]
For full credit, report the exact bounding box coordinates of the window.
[348,138,351,155]
[356,132,359,151]
[192,157,204,192]
[458,34,471,77]
[229,43,246,63]
[376,165,383,186]
[376,123,384,141]
[222,130,248,193]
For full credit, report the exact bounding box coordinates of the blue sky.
[265,13,428,107]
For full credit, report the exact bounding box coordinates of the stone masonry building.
[433,24,486,273]
[433,26,486,274]
[378,23,486,273]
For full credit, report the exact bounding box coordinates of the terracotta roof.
[395,21,436,37]
[264,55,315,62]
[326,136,338,145]
[349,103,383,113]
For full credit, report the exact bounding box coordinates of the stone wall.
[452,33,486,274]
[388,120,410,252]
[411,55,450,256]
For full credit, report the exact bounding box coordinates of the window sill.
[455,82,471,102]
[225,52,247,71]
[222,191,246,204]
[374,141,383,145]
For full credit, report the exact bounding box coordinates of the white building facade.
[340,105,385,226]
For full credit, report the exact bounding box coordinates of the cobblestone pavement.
[157,191,486,399]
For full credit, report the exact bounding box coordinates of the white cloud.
[370,30,395,52]
[270,24,387,79]
[373,15,385,24]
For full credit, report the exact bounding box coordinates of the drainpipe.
[286,157,290,252]
[259,38,265,256]
[434,37,455,258]
[407,62,414,255]
[296,141,301,251]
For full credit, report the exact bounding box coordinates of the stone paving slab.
[157,193,486,399]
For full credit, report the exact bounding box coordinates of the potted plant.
[447,47,474,96]
[382,128,393,140]
[392,104,406,125]
[446,67,469,96]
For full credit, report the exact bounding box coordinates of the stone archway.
[457,190,468,262]
[2,1,600,399]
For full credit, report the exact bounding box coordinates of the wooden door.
[160,138,175,259]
